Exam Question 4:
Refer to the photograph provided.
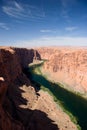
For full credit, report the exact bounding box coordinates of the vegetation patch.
[27,61,87,130]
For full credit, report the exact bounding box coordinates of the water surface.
[27,63,87,130]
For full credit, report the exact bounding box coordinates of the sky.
[0,0,87,47]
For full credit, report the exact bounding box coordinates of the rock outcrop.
[0,46,82,130]
[0,47,40,130]
[38,47,87,94]
[0,47,62,130]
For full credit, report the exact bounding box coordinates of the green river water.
[26,62,87,130]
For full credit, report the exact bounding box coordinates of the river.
[26,62,87,130]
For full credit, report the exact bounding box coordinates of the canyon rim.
[0,46,87,130]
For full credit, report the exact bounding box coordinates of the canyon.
[38,47,87,95]
[0,46,87,130]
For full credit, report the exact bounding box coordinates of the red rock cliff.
[0,47,40,130]
[0,46,82,130]
[38,47,87,94]
[0,47,59,130]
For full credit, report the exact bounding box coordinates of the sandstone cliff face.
[0,47,21,82]
[0,47,60,130]
[0,47,39,130]
[38,47,87,94]
[14,48,41,68]
[0,46,81,130]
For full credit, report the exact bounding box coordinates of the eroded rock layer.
[0,46,82,130]
[38,47,87,94]
[0,47,40,130]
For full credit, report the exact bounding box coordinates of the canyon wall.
[0,47,40,130]
[0,46,86,130]
[38,47,87,94]
[0,47,60,130]
[14,48,41,68]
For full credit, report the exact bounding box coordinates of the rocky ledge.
[0,46,83,130]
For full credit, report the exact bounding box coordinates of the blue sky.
[0,0,87,47]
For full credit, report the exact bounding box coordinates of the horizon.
[0,0,87,47]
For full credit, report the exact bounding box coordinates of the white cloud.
[0,23,9,30]
[65,26,78,31]
[14,36,87,47]
[40,29,57,33]
[2,1,26,18]
[14,1,23,11]
[2,1,45,20]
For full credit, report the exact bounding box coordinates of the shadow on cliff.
[28,71,87,130]
[15,48,42,68]
[4,78,59,130]
[3,50,59,130]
